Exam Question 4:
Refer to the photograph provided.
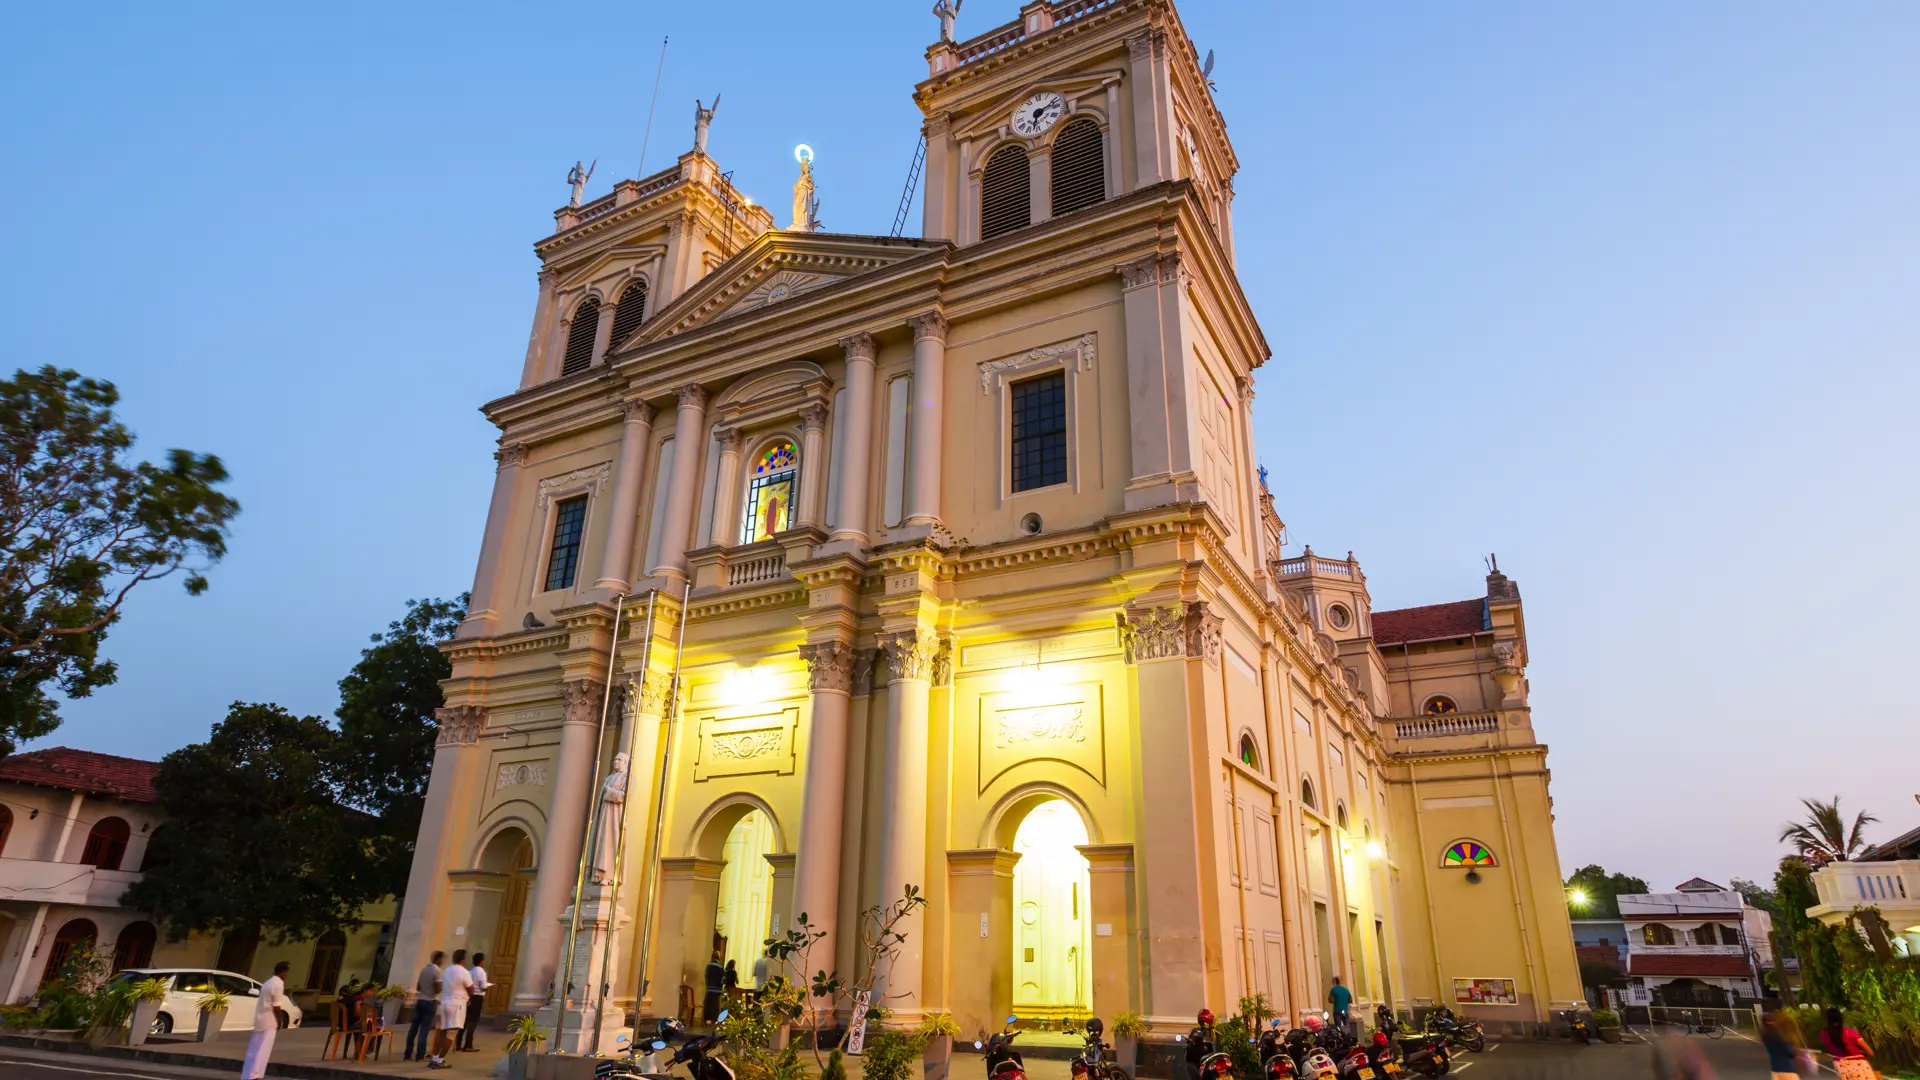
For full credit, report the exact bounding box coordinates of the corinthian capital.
[494,442,529,470]
[1118,255,1160,291]
[675,383,710,410]
[629,670,674,716]
[1117,600,1223,667]
[434,704,486,747]
[910,311,949,343]
[800,640,856,694]
[840,332,877,364]
[560,679,607,726]
[881,630,943,682]
[623,399,658,426]
[799,402,830,431]
[715,426,742,453]
[851,647,879,696]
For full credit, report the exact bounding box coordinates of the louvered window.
[1049,118,1106,217]
[609,280,648,351]
[560,296,601,377]
[980,144,1032,240]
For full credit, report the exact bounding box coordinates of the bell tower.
[913,0,1238,261]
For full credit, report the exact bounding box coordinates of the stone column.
[647,384,710,580]
[830,334,877,547]
[904,313,948,529]
[515,680,605,1011]
[874,630,939,1015]
[1127,32,1168,189]
[592,401,658,594]
[945,848,1020,1036]
[590,300,619,367]
[709,427,744,546]
[796,402,830,528]
[459,444,527,638]
[791,641,856,968]
[1078,843,1141,1021]
[388,706,486,1007]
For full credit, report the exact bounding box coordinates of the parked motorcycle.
[1391,1032,1450,1079]
[1256,1020,1301,1080]
[980,1016,1028,1080]
[1179,1010,1235,1080]
[597,1015,734,1080]
[1066,1016,1128,1080]
[1423,1008,1485,1054]
[1560,1008,1592,1046]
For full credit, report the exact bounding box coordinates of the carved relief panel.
[976,682,1107,793]
[693,707,801,782]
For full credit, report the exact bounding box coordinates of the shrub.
[1590,1009,1619,1028]
[1111,1011,1147,1039]
[860,1031,925,1080]
[917,1012,961,1040]
[1216,1016,1261,1075]
[820,1048,849,1080]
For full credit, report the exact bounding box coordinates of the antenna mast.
[636,36,669,178]
[889,137,927,238]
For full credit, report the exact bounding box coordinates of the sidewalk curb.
[0,1032,420,1079]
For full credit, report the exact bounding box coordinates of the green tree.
[1780,796,1878,864]
[1564,864,1650,918]
[1731,877,1779,916]
[122,703,389,947]
[333,595,466,895]
[1776,855,1841,1007]
[0,366,238,752]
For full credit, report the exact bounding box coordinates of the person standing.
[1327,976,1353,1035]
[1819,1007,1876,1080]
[459,953,490,1052]
[240,961,291,1080]
[428,950,474,1069]
[405,951,444,1062]
[702,950,724,1024]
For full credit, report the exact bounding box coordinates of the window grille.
[544,496,589,591]
[609,280,648,350]
[1049,118,1106,217]
[1010,373,1067,492]
[980,144,1032,240]
[560,296,600,377]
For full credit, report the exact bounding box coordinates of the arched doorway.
[478,829,534,1010]
[43,918,97,984]
[713,810,776,979]
[113,921,157,972]
[1010,799,1092,1019]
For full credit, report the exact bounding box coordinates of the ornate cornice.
[800,639,857,694]
[536,461,612,511]
[880,630,942,683]
[1117,251,1183,291]
[560,679,606,726]
[623,399,658,426]
[495,442,528,470]
[435,704,486,747]
[1117,601,1222,667]
[799,402,830,431]
[978,333,1096,394]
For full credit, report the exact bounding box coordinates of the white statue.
[589,752,629,884]
[790,145,816,232]
[933,0,962,44]
[567,159,596,208]
[694,95,721,154]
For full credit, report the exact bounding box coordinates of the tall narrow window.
[740,440,798,544]
[980,144,1032,240]
[1010,372,1067,492]
[1049,118,1106,216]
[560,296,601,377]
[609,280,648,351]
[544,496,589,591]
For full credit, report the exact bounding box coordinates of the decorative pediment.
[622,232,938,350]
[950,69,1125,144]
[555,240,667,295]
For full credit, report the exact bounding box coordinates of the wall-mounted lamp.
[28,808,38,820]
[1465,869,1483,885]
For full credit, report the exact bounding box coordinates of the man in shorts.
[427,949,474,1069]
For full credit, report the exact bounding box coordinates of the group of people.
[1648,1005,1878,1080]
[405,949,494,1068]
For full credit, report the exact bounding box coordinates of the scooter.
[1066,1016,1127,1080]
[1561,1008,1592,1045]
[1256,1020,1301,1080]
[1392,1030,1451,1078]
[1423,1009,1485,1055]
[1177,1010,1235,1080]
[597,1015,736,1080]
[980,1016,1028,1080]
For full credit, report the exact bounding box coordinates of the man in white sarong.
[241,960,291,1079]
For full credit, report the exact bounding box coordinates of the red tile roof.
[1628,955,1754,978]
[1371,599,1487,645]
[0,747,159,803]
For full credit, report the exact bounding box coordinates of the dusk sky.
[2,3,1915,893]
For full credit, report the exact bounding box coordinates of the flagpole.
[636,36,668,179]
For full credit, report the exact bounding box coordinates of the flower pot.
[923,1033,953,1080]
[381,997,403,1029]
[197,1006,229,1042]
[1113,1035,1138,1075]
[508,1048,532,1080]
[770,1023,791,1051]
[127,1000,162,1046]
[85,1026,119,1050]
[1598,1026,1621,1044]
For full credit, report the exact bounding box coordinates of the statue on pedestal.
[933,0,963,44]
[790,145,818,232]
[694,96,721,154]
[567,159,596,207]
[589,752,628,884]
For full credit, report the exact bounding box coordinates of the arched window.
[1424,695,1458,716]
[81,817,130,871]
[739,440,798,544]
[0,804,12,858]
[559,295,601,377]
[306,929,347,991]
[43,919,97,983]
[1238,734,1260,770]
[980,144,1032,240]
[1336,803,1350,831]
[113,921,157,972]
[140,825,168,872]
[1440,839,1496,868]
[1049,117,1106,217]
[609,279,649,350]
[1301,778,1318,810]
[1644,923,1676,946]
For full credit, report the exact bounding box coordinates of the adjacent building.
[0,747,391,1009]
[1618,878,1772,1005]
[1807,824,1920,957]
[392,0,1583,1044]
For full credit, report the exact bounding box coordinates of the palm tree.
[1780,796,1878,863]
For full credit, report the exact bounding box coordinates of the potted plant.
[83,981,137,1048]
[1591,1009,1621,1044]
[196,987,233,1042]
[917,1012,960,1080]
[505,1014,547,1080]
[1110,1011,1147,1074]
[376,983,408,1030]
[124,979,169,1046]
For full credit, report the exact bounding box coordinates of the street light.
[1568,888,1590,910]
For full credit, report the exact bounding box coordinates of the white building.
[1807,824,1920,956]
[1617,877,1771,1006]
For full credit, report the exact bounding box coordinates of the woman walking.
[1760,1010,1803,1080]
[1818,1007,1876,1080]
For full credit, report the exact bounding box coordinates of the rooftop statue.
[694,95,721,155]
[567,159,596,208]
[933,0,962,44]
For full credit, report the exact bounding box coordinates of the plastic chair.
[356,1012,393,1062]
[321,1002,352,1060]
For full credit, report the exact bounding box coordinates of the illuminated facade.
[391,0,1582,1042]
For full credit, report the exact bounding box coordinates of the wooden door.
[487,838,534,1009]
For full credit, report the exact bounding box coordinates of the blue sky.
[2,3,1915,891]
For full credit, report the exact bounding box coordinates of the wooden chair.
[321,1002,352,1060]
[356,1011,393,1063]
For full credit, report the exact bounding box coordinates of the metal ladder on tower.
[890,137,927,238]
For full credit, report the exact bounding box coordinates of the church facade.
[392,0,1582,1043]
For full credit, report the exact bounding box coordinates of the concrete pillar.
[648,857,726,1022]
[648,384,709,579]
[796,402,830,528]
[519,269,557,388]
[710,427,744,546]
[945,849,1020,1036]
[904,313,948,529]
[614,670,672,1007]
[590,300,619,368]
[515,681,604,1011]
[764,853,798,960]
[830,334,877,547]
[1079,843,1141,1021]
[875,630,938,1016]
[1127,32,1168,189]
[791,641,856,967]
[459,444,527,638]
[592,401,658,594]
[388,706,487,1007]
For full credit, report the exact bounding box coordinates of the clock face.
[1010,91,1067,137]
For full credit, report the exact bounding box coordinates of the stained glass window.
[1239,734,1260,769]
[740,440,798,544]
[1441,840,1496,868]
[1424,696,1458,716]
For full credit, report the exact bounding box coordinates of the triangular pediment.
[556,238,668,294]
[621,232,939,350]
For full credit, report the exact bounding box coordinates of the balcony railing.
[1814,860,1920,909]
[1386,711,1500,741]
[727,548,789,588]
[934,0,1125,75]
